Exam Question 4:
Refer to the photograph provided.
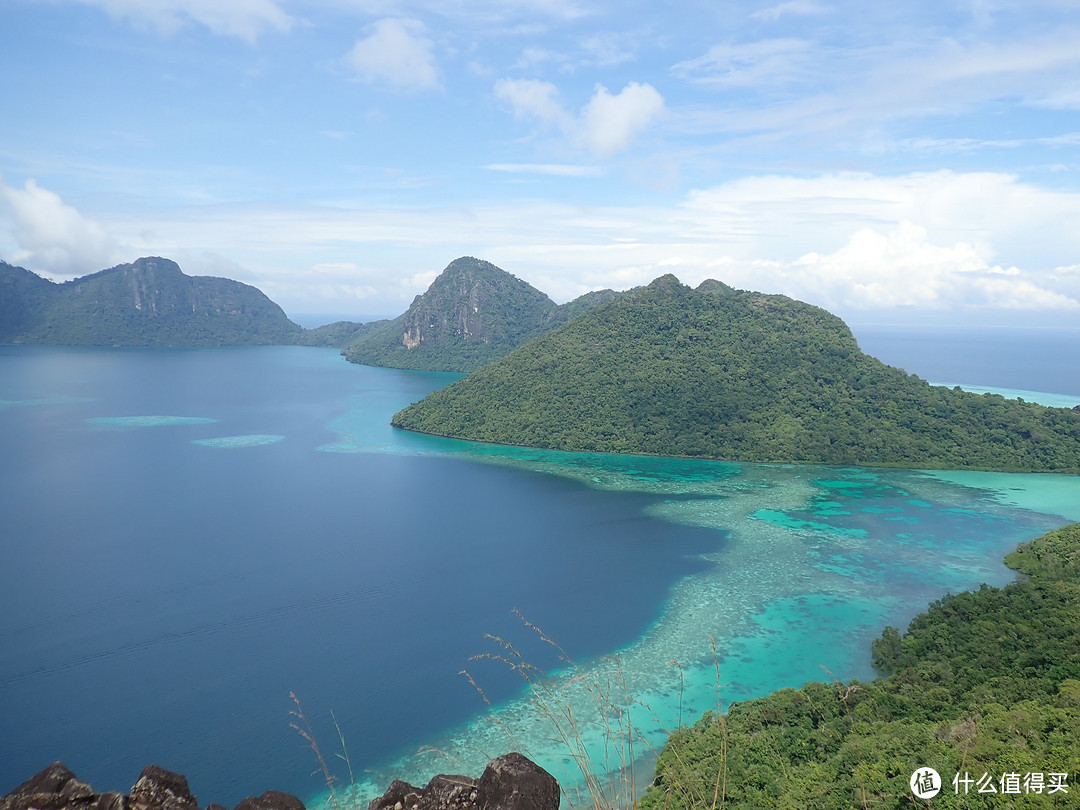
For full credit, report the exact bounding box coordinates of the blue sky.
[2,0,1079,324]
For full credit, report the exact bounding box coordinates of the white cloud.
[494,78,570,127]
[73,0,292,42]
[578,82,665,157]
[672,38,813,86]
[343,18,440,92]
[485,163,603,177]
[494,79,664,157]
[668,28,1080,150]
[0,177,123,277]
[578,32,638,67]
[786,222,1078,310]
[59,170,1080,319]
[329,0,586,23]
[751,1,828,22]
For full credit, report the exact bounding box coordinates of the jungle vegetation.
[393,274,1080,472]
[0,257,302,346]
[639,521,1080,809]
[343,257,618,373]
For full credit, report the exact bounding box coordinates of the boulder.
[477,754,559,810]
[129,766,198,810]
[367,755,557,810]
[367,780,424,810]
[1,762,95,810]
[1,764,305,810]
[233,792,306,810]
[417,775,477,810]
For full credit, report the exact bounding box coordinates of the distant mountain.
[343,256,620,373]
[295,319,382,348]
[393,274,1080,472]
[0,257,302,347]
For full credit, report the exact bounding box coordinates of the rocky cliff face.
[0,257,302,346]
[343,257,558,373]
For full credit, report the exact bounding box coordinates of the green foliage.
[342,257,557,372]
[295,319,382,348]
[343,257,620,373]
[0,260,55,342]
[394,274,1080,472]
[1,257,303,347]
[640,523,1080,809]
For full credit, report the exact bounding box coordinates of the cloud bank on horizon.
[1,0,1079,323]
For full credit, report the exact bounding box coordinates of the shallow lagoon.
[1,331,1079,807]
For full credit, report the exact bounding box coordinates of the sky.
[2,0,1080,326]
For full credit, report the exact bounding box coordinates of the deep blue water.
[0,347,719,803]
[851,324,1080,396]
[2,327,1079,807]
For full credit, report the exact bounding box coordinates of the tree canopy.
[394,274,1080,472]
[0,257,302,347]
[641,522,1080,809]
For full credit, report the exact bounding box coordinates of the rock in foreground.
[0,763,304,810]
[367,754,559,810]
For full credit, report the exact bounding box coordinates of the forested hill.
[0,257,302,346]
[641,521,1080,809]
[393,274,1080,471]
[342,256,619,373]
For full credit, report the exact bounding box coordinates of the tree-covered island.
[393,274,1080,472]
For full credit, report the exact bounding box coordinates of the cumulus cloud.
[344,18,440,92]
[63,170,1080,319]
[494,79,664,157]
[578,82,665,157]
[785,222,1078,310]
[0,177,123,277]
[73,0,292,42]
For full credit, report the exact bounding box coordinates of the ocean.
[1,325,1078,808]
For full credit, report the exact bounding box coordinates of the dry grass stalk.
[290,691,341,810]
[469,610,671,810]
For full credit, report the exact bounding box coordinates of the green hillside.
[641,522,1080,809]
[1,257,302,346]
[342,256,620,373]
[342,257,557,372]
[0,261,55,342]
[393,274,1080,471]
[295,319,381,348]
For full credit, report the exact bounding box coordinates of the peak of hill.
[392,275,1080,472]
[0,257,302,347]
[343,257,617,373]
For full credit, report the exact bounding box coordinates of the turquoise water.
[316,390,1080,809]
[930,381,1080,409]
[3,345,1080,809]
[192,434,286,448]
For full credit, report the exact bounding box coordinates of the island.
[393,273,1080,472]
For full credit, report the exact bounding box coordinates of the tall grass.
[289,691,341,810]
[462,609,728,810]
[291,615,735,810]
